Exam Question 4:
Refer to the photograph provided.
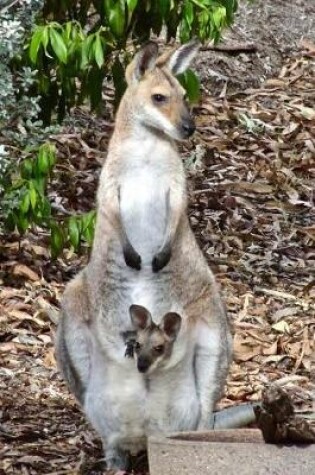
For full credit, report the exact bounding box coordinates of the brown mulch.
[1,1,315,473]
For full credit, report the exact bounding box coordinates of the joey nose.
[137,357,150,373]
[181,118,196,138]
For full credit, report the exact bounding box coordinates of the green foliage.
[50,211,96,259]
[3,143,55,234]
[0,0,52,146]
[0,2,95,257]
[1,142,96,258]
[1,0,238,257]
[26,0,238,123]
[177,69,201,103]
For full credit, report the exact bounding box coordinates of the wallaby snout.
[137,355,152,373]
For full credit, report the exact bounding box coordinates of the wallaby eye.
[152,94,167,104]
[135,342,141,351]
[154,345,164,355]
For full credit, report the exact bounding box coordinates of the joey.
[126,304,181,374]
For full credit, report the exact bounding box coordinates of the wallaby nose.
[181,117,196,138]
[137,357,150,373]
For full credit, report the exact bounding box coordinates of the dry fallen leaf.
[272,321,290,334]
[12,264,40,282]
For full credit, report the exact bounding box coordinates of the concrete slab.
[148,429,315,475]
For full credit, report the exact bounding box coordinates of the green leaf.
[81,34,95,69]
[108,1,126,38]
[17,215,29,234]
[190,0,207,10]
[180,19,190,43]
[183,0,194,26]
[32,177,45,196]
[29,183,37,210]
[126,0,138,12]
[69,217,80,249]
[20,192,30,214]
[41,197,51,218]
[50,224,64,258]
[29,26,45,64]
[94,35,105,68]
[82,211,96,245]
[37,147,50,175]
[83,222,95,245]
[41,26,49,51]
[21,159,33,179]
[212,6,226,29]
[47,143,56,168]
[177,69,200,103]
[49,28,68,63]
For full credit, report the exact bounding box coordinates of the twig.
[201,41,258,54]
[255,287,302,301]
[255,287,315,310]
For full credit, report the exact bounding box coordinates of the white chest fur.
[119,136,174,264]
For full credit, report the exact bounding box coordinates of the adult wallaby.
[55,40,233,471]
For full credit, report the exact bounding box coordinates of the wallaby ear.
[125,42,159,84]
[129,305,152,330]
[161,39,200,75]
[161,312,182,341]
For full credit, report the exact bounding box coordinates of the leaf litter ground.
[0,1,314,473]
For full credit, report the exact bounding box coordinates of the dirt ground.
[0,1,314,474]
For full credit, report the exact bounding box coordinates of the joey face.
[124,40,200,141]
[129,305,182,374]
[134,326,170,374]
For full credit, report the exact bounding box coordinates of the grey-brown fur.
[55,40,233,471]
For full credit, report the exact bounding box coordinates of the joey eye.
[152,94,167,104]
[154,345,164,355]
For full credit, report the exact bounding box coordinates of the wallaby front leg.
[118,187,142,270]
[152,189,182,272]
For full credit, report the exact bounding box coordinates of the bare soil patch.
[197,0,315,93]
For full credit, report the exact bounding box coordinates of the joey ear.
[129,305,152,330]
[163,39,200,75]
[125,42,159,84]
[161,312,182,341]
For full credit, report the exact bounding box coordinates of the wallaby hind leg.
[55,272,92,405]
[84,388,132,471]
[55,315,88,404]
[105,446,130,471]
[194,316,232,429]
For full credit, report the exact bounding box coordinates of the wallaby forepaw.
[124,248,141,270]
[152,247,171,272]
[124,341,135,358]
